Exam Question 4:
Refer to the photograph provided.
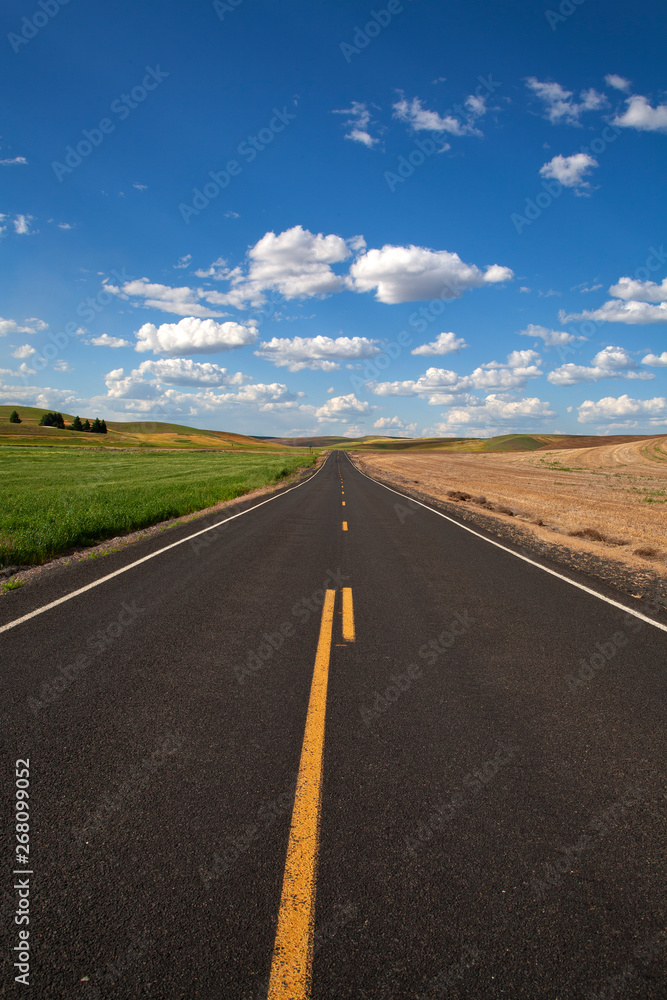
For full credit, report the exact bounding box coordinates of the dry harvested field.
[351,436,667,580]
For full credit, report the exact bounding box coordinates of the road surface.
[1,451,665,998]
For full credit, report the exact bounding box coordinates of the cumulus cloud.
[526,78,607,124]
[370,351,542,403]
[134,317,258,355]
[518,323,585,347]
[107,278,224,317]
[608,276,667,302]
[392,94,483,137]
[373,416,418,433]
[605,74,631,92]
[0,380,76,408]
[411,331,468,356]
[435,394,556,430]
[577,394,667,424]
[548,345,654,385]
[128,359,247,387]
[333,102,380,148]
[173,255,192,270]
[613,95,667,132]
[526,79,608,124]
[255,335,382,372]
[90,334,132,348]
[348,244,512,304]
[13,214,34,235]
[0,316,47,336]
[209,226,354,308]
[561,301,667,324]
[315,393,372,422]
[642,352,667,366]
[11,344,36,359]
[540,153,598,191]
[0,156,28,166]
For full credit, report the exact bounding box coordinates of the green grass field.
[0,448,317,568]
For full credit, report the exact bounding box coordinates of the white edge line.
[347,453,667,635]
[0,455,330,635]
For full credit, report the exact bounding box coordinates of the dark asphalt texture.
[1,451,665,999]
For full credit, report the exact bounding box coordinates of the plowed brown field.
[351,436,667,578]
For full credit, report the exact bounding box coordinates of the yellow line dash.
[342,521,348,531]
[342,501,346,506]
[342,587,355,643]
[267,589,335,1000]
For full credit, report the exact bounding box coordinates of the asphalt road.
[1,451,666,999]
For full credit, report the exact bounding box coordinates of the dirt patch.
[350,439,667,615]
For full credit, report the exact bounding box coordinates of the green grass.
[0,448,318,567]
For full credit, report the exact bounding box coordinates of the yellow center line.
[342,588,355,643]
[342,521,348,531]
[267,589,336,1000]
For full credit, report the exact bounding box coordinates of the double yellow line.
[267,587,354,999]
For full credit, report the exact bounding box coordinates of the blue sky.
[1,0,666,437]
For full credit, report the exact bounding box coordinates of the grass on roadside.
[0,447,318,567]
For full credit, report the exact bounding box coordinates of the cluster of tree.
[71,415,107,433]
[38,411,107,433]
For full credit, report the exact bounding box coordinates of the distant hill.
[1,406,658,453]
[0,406,297,451]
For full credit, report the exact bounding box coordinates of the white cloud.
[436,394,556,430]
[608,276,667,302]
[53,360,71,372]
[13,214,34,235]
[58,222,74,230]
[561,301,667,324]
[526,78,607,124]
[333,102,380,148]
[641,352,667,366]
[373,416,418,433]
[370,351,542,402]
[518,323,584,347]
[208,226,354,308]
[173,254,192,270]
[0,380,76,408]
[539,153,598,190]
[255,335,382,372]
[133,183,148,191]
[412,331,468,356]
[134,317,258,355]
[0,156,27,166]
[90,334,132,348]
[11,344,36,359]
[105,359,247,396]
[315,393,373,422]
[613,95,667,132]
[548,345,654,385]
[108,278,224,318]
[0,316,47,336]
[193,257,228,280]
[393,94,484,137]
[348,244,513,304]
[577,394,667,424]
[605,74,631,93]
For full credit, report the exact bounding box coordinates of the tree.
[100,419,107,434]
[9,410,21,424]
[39,412,65,429]
[91,417,102,433]
[82,419,91,431]
[71,415,83,431]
